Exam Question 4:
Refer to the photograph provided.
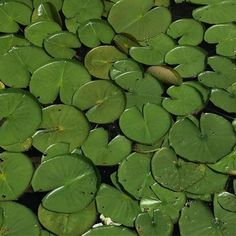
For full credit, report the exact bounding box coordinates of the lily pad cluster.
[0,0,236,235]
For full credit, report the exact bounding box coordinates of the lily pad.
[165,46,206,78]
[30,60,91,105]
[167,19,204,46]
[38,202,97,236]
[1,138,32,152]
[96,184,140,227]
[119,104,172,145]
[33,0,63,10]
[108,0,171,41]
[32,154,98,213]
[0,89,41,146]
[82,128,131,166]
[78,19,115,48]
[72,80,125,124]
[217,192,236,212]
[0,202,40,236]
[0,152,33,200]
[84,46,127,79]
[33,104,89,152]
[216,37,236,58]
[169,113,236,163]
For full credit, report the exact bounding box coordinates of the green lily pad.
[84,46,127,79]
[118,152,155,200]
[0,202,40,236]
[147,66,182,85]
[82,226,137,236]
[193,1,236,24]
[135,210,173,236]
[0,2,32,33]
[0,89,42,146]
[162,83,204,116]
[33,0,63,10]
[78,19,115,48]
[217,37,236,58]
[82,128,131,166]
[32,154,98,213]
[96,184,140,227]
[33,104,89,152]
[165,46,206,78]
[65,16,81,33]
[62,0,104,20]
[130,33,175,65]
[0,34,29,55]
[119,104,172,145]
[108,0,171,41]
[198,56,236,89]
[217,192,236,212]
[140,182,186,223]
[0,152,33,200]
[25,21,62,47]
[0,46,51,88]
[151,147,205,192]
[72,80,125,124]
[1,138,32,152]
[38,202,97,236]
[169,113,236,163]
[167,19,204,46]
[155,0,170,6]
[3,0,33,8]
[40,230,55,236]
[30,60,91,105]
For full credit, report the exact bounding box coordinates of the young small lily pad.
[82,128,131,166]
[78,19,115,48]
[119,104,172,145]
[96,184,140,227]
[0,152,33,200]
[33,104,89,152]
[130,33,175,65]
[169,113,236,163]
[30,60,91,104]
[32,154,98,213]
[167,19,204,46]
[108,0,171,41]
[38,202,97,236]
[44,31,81,59]
[165,46,206,78]
[72,80,125,124]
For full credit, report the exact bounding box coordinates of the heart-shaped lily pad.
[198,56,236,89]
[0,89,41,146]
[151,147,205,191]
[108,0,171,41]
[85,46,127,79]
[0,46,51,88]
[167,19,204,46]
[165,46,206,78]
[118,152,155,200]
[193,1,236,24]
[34,0,63,10]
[72,80,125,124]
[82,128,131,165]
[135,210,173,236]
[38,202,97,236]
[32,154,98,213]
[119,104,172,145]
[0,202,40,236]
[0,2,32,33]
[33,104,89,152]
[30,60,91,104]
[25,21,62,47]
[169,113,236,163]
[78,19,115,48]
[96,184,140,227]
[0,152,33,200]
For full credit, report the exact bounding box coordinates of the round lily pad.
[0,152,33,200]
[0,89,42,146]
[30,60,91,104]
[169,113,236,163]
[72,80,125,124]
[33,104,89,152]
[82,128,131,165]
[32,154,98,213]
[119,104,172,145]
